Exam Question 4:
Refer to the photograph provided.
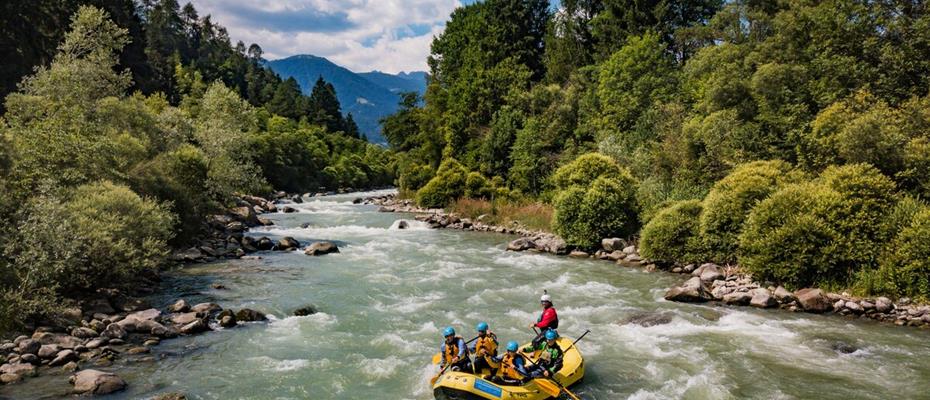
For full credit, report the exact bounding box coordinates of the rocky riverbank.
[370,193,930,330]
[0,192,340,393]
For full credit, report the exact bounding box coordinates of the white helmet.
[540,294,552,303]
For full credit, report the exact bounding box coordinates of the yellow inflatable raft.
[432,337,585,400]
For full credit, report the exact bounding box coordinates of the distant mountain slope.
[266,55,427,144]
[358,71,428,95]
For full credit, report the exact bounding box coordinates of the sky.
[187,0,483,74]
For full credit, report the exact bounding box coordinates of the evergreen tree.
[308,76,345,133]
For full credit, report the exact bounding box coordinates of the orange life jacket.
[474,332,498,357]
[444,336,464,364]
[499,353,524,380]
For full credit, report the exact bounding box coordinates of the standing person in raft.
[440,326,471,372]
[529,291,559,346]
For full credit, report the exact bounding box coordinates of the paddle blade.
[432,352,442,365]
[532,379,561,398]
[429,375,439,386]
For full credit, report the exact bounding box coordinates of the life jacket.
[474,332,498,357]
[537,342,564,371]
[536,307,559,330]
[499,353,524,380]
[444,336,464,364]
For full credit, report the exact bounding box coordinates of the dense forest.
[384,0,930,301]
[0,2,393,333]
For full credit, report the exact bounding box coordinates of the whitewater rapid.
[2,189,929,400]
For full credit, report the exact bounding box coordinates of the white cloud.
[188,0,463,73]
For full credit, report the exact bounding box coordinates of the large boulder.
[601,238,624,252]
[293,305,318,316]
[191,303,221,315]
[723,292,753,306]
[621,312,673,327]
[773,286,795,303]
[170,312,200,325]
[0,362,36,380]
[16,339,40,355]
[168,299,190,313]
[304,241,339,256]
[38,344,60,359]
[750,290,778,308]
[70,370,127,395]
[101,323,127,340]
[179,320,209,335]
[50,349,78,366]
[275,237,300,251]
[256,237,275,251]
[795,288,832,313]
[875,297,894,313]
[664,277,712,302]
[235,309,267,322]
[506,237,536,252]
[230,206,260,226]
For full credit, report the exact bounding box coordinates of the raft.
[432,337,584,400]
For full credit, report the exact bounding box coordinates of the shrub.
[640,200,705,263]
[416,159,468,208]
[700,160,803,262]
[464,172,493,199]
[739,164,897,288]
[738,183,840,288]
[553,176,638,249]
[399,163,435,192]
[4,181,175,296]
[551,153,623,189]
[874,208,930,300]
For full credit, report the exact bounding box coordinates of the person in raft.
[440,326,471,372]
[529,292,559,346]
[487,340,530,385]
[469,322,498,375]
[523,329,564,378]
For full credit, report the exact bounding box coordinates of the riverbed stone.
[832,341,858,354]
[19,353,38,365]
[664,277,712,303]
[61,361,79,373]
[568,250,589,258]
[723,292,752,306]
[50,349,78,366]
[0,362,36,379]
[102,323,127,340]
[304,241,339,256]
[256,237,275,251]
[293,305,318,316]
[71,369,127,395]
[235,309,267,322]
[621,312,673,327]
[219,315,237,328]
[845,301,864,314]
[191,303,221,315]
[506,237,536,251]
[38,344,60,359]
[168,299,190,313]
[773,286,795,303]
[16,339,40,355]
[750,291,778,308]
[796,289,831,313]
[276,237,300,250]
[71,327,98,339]
[171,312,200,325]
[601,238,624,252]
[875,297,894,313]
[179,320,209,335]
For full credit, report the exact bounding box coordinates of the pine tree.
[308,76,345,133]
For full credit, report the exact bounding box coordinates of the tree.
[308,76,345,133]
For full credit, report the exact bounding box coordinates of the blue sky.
[188,0,485,73]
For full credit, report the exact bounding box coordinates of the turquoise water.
[3,190,930,399]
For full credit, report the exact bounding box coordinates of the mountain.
[266,55,427,144]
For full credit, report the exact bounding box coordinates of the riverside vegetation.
[382,0,930,304]
[0,4,395,337]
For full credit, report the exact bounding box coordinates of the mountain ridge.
[266,55,427,144]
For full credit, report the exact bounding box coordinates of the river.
[3,189,930,400]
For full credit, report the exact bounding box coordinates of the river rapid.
[3,189,930,400]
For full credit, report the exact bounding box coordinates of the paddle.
[431,335,480,365]
[429,362,451,386]
[519,329,591,400]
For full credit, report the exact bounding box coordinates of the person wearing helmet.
[469,322,498,375]
[440,326,471,372]
[529,292,559,346]
[522,329,564,378]
[488,340,529,385]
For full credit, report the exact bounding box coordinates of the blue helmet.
[506,341,519,352]
[545,330,558,341]
[476,322,489,332]
[443,326,455,337]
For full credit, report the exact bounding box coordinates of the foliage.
[739,164,897,288]
[700,160,803,262]
[551,153,623,189]
[640,200,705,263]
[874,208,930,301]
[416,159,469,208]
[553,176,639,249]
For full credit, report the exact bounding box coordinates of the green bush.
[551,153,622,189]
[464,172,494,199]
[399,163,435,192]
[416,159,468,208]
[553,176,639,249]
[739,164,897,288]
[640,200,705,263]
[874,208,930,300]
[4,181,175,296]
[700,160,803,262]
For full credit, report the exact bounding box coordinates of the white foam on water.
[248,356,311,372]
[388,219,432,230]
[373,292,444,314]
[357,355,403,380]
[372,333,430,355]
[493,252,571,270]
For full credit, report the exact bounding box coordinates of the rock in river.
[506,237,536,252]
[304,241,339,256]
[293,305,318,316]
[235,309,267,322]
[795,288,832,313]
[621,312,673,327]
[664,277,712,303]
[70,369,127,395]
